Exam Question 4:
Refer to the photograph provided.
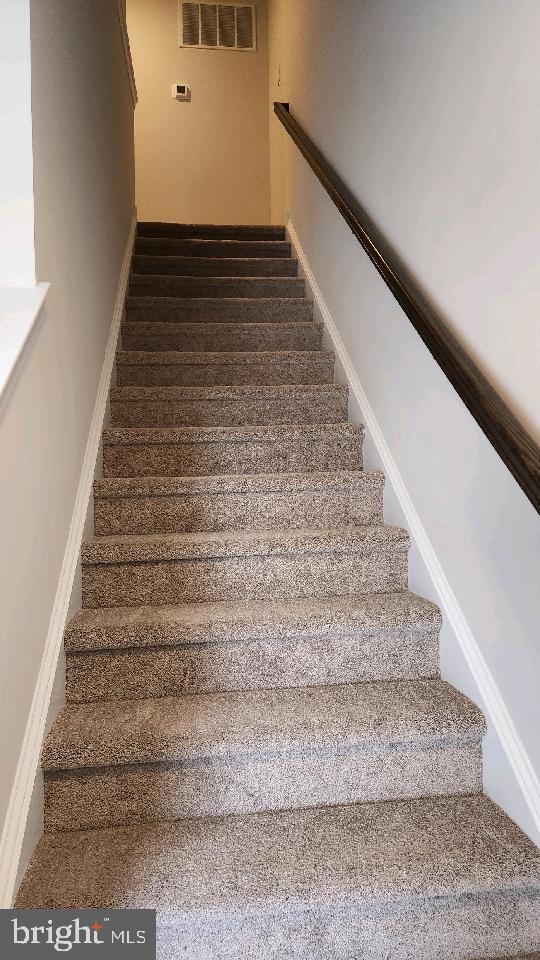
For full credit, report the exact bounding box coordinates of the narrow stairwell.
[16,223,540,959]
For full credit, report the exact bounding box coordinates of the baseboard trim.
[0,211,137,908]
[287,216,540,840]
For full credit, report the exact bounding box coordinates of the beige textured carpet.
[16,223,540,959]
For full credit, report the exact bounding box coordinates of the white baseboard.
[287,217,540,841]
[0,211,137,908]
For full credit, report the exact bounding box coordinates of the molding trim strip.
[0,212,137,908]
[0,283,49,414]
[287,217,540,839]
[115,0,138,107]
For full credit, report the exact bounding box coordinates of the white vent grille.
[179,2,257,51]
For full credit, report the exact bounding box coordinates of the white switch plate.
[172,83,190,101]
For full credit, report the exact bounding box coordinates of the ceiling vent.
[179,2,257,51]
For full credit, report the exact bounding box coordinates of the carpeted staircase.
[16,223,540,958]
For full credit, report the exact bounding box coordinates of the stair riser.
[81,551,408,607]
[129,277,306,299]
[137,224,286,240]
[134,239,292,258]
[109,392,348,428]
[132,256,298,277]
[116,355,335,387]
[43,741,481,831]
[65,630,440,702]
[103,436,363,478]
[125,298,313,323]
[121,322,322,353]
[154,892,540,960]
[94,486,383,536]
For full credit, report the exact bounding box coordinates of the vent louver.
[218,5,236,47]
[236,6,254,49]
[179,2,257,51]
[182,2,200,45]
[201,3,218,46]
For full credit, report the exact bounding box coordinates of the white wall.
[0,0,135,895]
[269,0,540,842]
[0,0,35,286]
[269,0,540,442]
[127,0,271,224]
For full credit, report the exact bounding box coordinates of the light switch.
[172,83,190,101]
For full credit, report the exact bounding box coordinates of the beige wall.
[0,0,135,888]
[268,0,540,843]
[127,0,271,224]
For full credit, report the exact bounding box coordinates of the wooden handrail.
[274,101,540,514]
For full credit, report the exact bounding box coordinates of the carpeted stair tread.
[41,678,484,772]
[81,528,407,607]
[121,320,323,352]
[134,237,292,258]
[15,794,540,913]
[115,349,336,386]
[102,421,364,478]
[109,383,348,402]
[124,296,314,322]
[116,348,334,366]
[94,470,383,500]
[103,421,363,445]
[65,590,441,653]
[109,383,349,428]
[92,470,383,535]
[136,222,286,240]
[131,255,299,277]
[81,524,409,565]
[65,589,440,702]
[129,276,306,299]
[116,350,334,387]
